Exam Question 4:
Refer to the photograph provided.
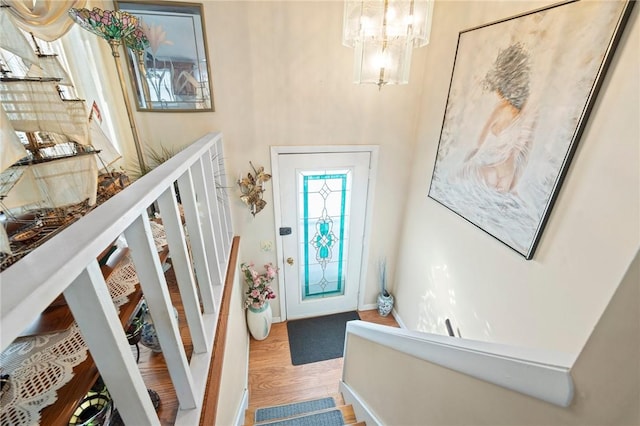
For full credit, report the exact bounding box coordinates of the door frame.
[270,145,379,322]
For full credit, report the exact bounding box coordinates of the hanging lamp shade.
[343,0,434,88]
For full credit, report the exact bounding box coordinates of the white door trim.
[270,145,379,322]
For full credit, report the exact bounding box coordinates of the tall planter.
[246,302,272,340]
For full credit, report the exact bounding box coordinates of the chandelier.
[343,0,434,89]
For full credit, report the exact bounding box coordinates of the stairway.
[244,394,364,426]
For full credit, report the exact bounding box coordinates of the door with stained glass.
[277,151,371,319]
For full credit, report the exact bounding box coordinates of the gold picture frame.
[115,0,214,112]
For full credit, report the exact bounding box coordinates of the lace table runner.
[0,225,168,425]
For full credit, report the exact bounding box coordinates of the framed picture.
[428,0,634,259]
[115,1,214,112]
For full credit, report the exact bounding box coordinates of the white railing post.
[213,140,233,252]
[192,158,223,287]
[177,169,216,314]
[202,148,227,270]
[157,186,209,354]
[124,214,197,410]
[64,261,159,425]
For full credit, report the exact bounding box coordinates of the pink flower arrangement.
[241,262,278,309]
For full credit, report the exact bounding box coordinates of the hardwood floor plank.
[133,300,398,424]
[248,310,399,410]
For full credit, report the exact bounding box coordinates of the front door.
[273,148,374,320]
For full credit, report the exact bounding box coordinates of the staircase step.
[337,404,357,424]
[255,409,344,426]
[254,396,336,423]
[245,395,362,426]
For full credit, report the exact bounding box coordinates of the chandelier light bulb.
[371,51,388,69]
[344,0,434,87]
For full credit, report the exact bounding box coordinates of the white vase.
[377,292,394,317]
[140,302,179,353]
[246,302,272,340]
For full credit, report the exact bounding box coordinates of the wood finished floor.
[136,264,399,423]
[248,310,400,410]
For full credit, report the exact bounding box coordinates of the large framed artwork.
[428,0,634,259]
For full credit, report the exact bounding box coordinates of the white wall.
[394,1,639,357]
[123,1,426,319]
[343,249,639,425]
[103,0,638,352]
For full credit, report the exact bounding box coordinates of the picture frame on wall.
[427,0,635,259]
[115,0,214,112]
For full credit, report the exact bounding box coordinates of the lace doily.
[0,224,169,425]
[0,255,143,425]
[0,324,89,425]
[106,253,139,307]
[150,220,167,249]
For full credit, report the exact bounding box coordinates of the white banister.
[343,321,574,407]
[125,214,197,410]
[178,168,216,314]
[157,186,209,354]
[215,142,233,252]
[64,261,159,425]
[0,132,232,424]
[192,157,223,287]
[201,149,226,280]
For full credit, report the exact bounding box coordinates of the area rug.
[258,409,344,426]
[255,397,336,422]
[286,311,360,365]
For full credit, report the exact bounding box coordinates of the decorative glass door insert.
[299,170,352,300]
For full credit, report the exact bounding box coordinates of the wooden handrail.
[200,236,240,426]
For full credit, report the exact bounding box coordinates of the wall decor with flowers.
[237,162,271,217]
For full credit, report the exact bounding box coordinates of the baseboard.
[339,381,382,426]
[272,316,283,323]
[359,303,377,311]
[391,308,406,328]
[234,388,249,426]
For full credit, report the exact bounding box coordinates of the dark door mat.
[286,311,360,365]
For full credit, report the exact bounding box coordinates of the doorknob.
[286,257,294,266]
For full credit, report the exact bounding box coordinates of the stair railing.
[341,321,574,425]
[0,132,233,425]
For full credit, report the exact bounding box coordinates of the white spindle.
[124,214,197,410]
[213,142,233,252]
[177,169,216,314]
[157,186,209,354]
[192,159,223,287]
[64,261,159,425]
[202,148,227,267]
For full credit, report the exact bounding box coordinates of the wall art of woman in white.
[461,43,538,195]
